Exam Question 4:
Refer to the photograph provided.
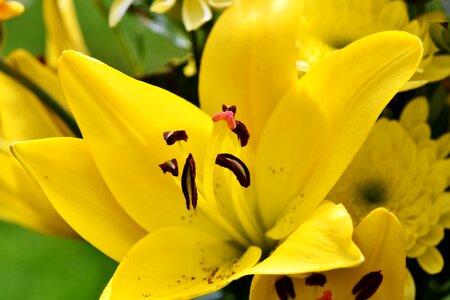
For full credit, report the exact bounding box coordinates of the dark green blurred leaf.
[0,221,117,300]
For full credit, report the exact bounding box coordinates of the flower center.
[358,180,387,205]
[156,105,266,248]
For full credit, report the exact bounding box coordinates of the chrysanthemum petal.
[108,0,133,27]
[247,202,363,275]
[399,96,428,132]
[418,247,444,274]
[12,137,147,261]
[257,31,422,238]
[109,227,261,299]
[199,0,299,144]
[410,56,450,85]
[182,0,212,31]
[58,51,228,239]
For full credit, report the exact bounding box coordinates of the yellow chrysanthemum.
[297,0,450,91]
[109,0,232,31]
[0,0,24,21]
[328,97,450,275]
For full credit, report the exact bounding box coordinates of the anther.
[158,159,179,176]
[317,290,332,300]
[181,154,198,210]
[232,121,250,147]
[222,104,237,114]
[163,130,188,145]
[352,270,383,300]
[215,153,250,188]
[275,276,296,300]
[305,273,327,287]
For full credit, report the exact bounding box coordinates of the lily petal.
[182,0,212,32]
[0,149,76,237]
[150,0,176,13]
[247,202,363,275]
[249,208,405,299]
[0,72,66,140]
[58,51,228,239]
[11,137,146,261]
[109,227,261,299]
[199,0,299,145]
[108,0,133,27]
[43,0,88,68]
[255,31,422,238]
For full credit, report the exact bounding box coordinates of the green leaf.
[0,221,117,300]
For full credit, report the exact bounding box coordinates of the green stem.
[0,58,82,138]
[94,0,141,76]
[190,30,201,72]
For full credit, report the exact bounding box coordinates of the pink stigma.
[317,290,332,300]
[212,111,237,130]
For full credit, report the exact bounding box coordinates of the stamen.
[163,130,188,145]
[222,104,237,114]
[352,270,383,300]
[275,276,296,300]
[181,153,198,210]
[317,290,332,300]
[158,159,178,176]
[305,273,327,287]
[232,121,250,147]
[212,111,236,129]
[215,153,250,188]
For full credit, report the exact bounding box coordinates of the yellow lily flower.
[0,49,76,237]
[328,97,450,275]
[297,0,450,91]
[249,208,406,300]
[0,0,24,21]
[12,1,422,298]
[43,0,89,68]
[109,0,232,31]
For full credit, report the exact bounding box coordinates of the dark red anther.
[305,273,327,287]
[163,130,188,145]
[352,270,383,300]
[181,154,198,210]
[158,159,179,176]
[275,276,296,300]
[215,153,250,188]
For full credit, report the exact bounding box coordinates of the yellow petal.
[58,51,227,239]
[109,227,261,299]
[399,96,428,132]
[258,31,422,238]
[43,0,89,68]
[0,1,24,20]
[199,0,299,145]
[404,269,416,300]
[12,137,147,261]
[0,149,76,237]
[249,208,406,299]
[417,247,444,274]
[247,202,363,275]
[7,49,68,109]
[207,0,232,9]
[0,72,66,140]
[150,0,176,13]
[408,55,450,86]
[182,0,212,31]
[108,0,133,27]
